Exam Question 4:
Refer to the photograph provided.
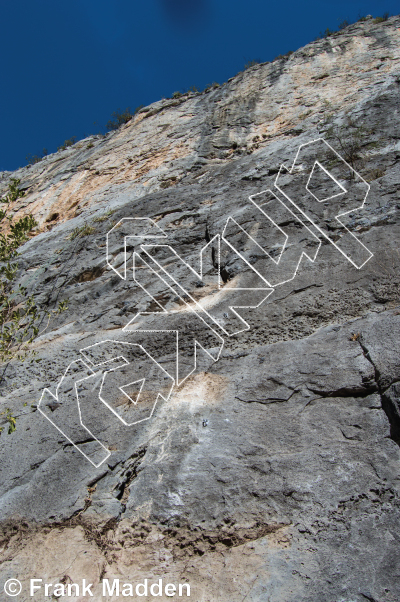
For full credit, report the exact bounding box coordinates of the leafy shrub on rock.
[0,179,67,370]
[57,136,77,151]
[106,106,144,131]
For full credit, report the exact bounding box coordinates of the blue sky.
[0,0,397,172]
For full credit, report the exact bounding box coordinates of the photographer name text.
[29,578,190,598]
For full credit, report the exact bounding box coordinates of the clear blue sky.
[0,0,397,172]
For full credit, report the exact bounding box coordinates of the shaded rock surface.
[0,15,400,602]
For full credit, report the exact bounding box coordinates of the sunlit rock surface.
[1,15,400,602]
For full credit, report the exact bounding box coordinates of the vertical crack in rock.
[358,337,400,445]
[114,447,147,511]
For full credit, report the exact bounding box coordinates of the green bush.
[0,179,68,376]
[0,179,38,366]
[171,86,200,98]
[273,51,293,61]
[325,117,382,174]
[374,13,389,23]
[57,136,77,151]
[0,408,16,434]
[106,108,133,130]
[25,148,48,166]
[203,82,220,93]
[321,27,335,38]
[106,106,143,131]
[244,59,261,70]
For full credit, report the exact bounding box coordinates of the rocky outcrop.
[0,15,400,602]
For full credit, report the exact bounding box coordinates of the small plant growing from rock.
[0,408,16,434]
[25,148,48,166]
[106,106,143,131]
[365,167,385,181]
[374,13,389,23]
[57,136,77,151]
[244,59,261,69]
[68,224,96,240]
[0,180,38,366]
[325,117,382,174]
[273,51,293,61]
[93,209,114,223]
[0,179,69,378]
[338,19,350,30]
[203,82,220,93]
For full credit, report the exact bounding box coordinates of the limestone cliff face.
[1,15,400,602]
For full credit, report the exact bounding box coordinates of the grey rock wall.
[0,15,400,602]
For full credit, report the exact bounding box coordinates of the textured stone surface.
[0,15,400,602]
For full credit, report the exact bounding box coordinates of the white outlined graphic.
[306,160,347,203]
[79,340,174,426]
[39,138,373,466]
[137,239,274,336]
[38,359,111,468]
[274,138,373,269]
[223,191,322,288]
[107,217,167,279]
